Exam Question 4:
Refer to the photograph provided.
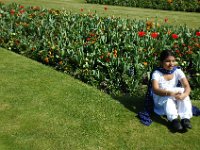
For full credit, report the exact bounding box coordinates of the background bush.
[86,0,200,12]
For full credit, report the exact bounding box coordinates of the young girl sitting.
[151,50,192,131]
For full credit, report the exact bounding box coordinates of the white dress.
[151,69,192,121]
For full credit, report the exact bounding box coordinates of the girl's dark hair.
[159,50,175,61]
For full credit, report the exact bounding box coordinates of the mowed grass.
[1,0,200,149]
[1,48,200,150]
[2,0,200,29]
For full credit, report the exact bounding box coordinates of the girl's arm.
[152,79,179,97]
[175,77,191,100]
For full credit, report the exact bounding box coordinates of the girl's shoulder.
[152,70,162,75]
[152,70,163,79]
[174,68,186,78]
[174,68,184,74]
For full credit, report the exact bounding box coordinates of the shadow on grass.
[112,94,145,114]
[112,94,177,132]
[113,94,190,133]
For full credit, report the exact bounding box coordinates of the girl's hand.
[169,91,180,97]
[174,93,187,100]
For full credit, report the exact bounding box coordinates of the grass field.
[1,47,200,150]
[2,0,200,29]
[0,48,136,149]
[1,0,200,149]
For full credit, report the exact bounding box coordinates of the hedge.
[86,0,200,12]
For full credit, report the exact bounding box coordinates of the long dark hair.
[159,50,175,62]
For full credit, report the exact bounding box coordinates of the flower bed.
[86,0,200,12]
[0,2,200,98]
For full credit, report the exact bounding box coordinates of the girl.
[151,50,192,131]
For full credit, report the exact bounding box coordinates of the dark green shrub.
[86,0,200,12]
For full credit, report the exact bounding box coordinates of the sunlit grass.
[1,47,200,150]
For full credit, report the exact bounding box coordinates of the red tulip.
[196,31,200,36]
[100,55,104,59]
[138,31,146,37]
[175,50,180,53]
[172,34,179,39]
[19,9,25,14]
[151,32,159,38]
[19,5,24,9]
[10,9,15,15]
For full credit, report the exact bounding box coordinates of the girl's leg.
[164,98,184,131]
[177,96,193,119]
[164,98,178,121]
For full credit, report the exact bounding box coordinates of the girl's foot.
[181,119,192,129]
[172,119,183,131]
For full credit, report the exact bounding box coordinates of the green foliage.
[189,51,200,100]
[0,2,200,96]
[86,0,200,12]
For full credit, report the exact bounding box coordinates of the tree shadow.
[112,94,185,133]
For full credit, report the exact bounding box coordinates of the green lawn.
[2,0,200,29]
[1,48,200,150]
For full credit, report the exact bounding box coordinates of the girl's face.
[161,55,176,70]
